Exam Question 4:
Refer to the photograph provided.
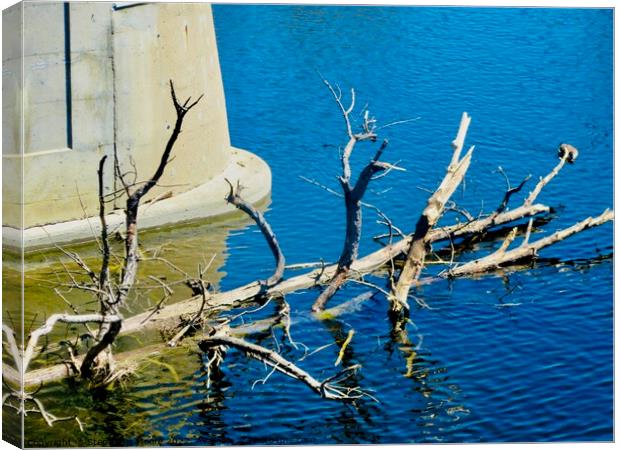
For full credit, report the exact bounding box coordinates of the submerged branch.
[446,209,613,277]
[199,334,367,401]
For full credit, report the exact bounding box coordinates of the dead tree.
[391,112,474,315]
[9,140,611,389]
[389,119,584,316]
[312,80,400,312]
[1,81,203,388]
[2,83,613,425]
[80,81,203,378]
[1,193,561,392]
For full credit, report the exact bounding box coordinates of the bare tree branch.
[446,209,612,277]
[97,156,112,301]
[494,166,531,215]
[311,81,394,312]
[168,276,210,347]
[3,314,119,376]
[225,179,285,287]
[524,143,578,206]
[80,80,202,379]
[199,334,368,401]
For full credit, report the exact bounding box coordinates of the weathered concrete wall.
[2,2,269,241]
[112,3,232,206]
[2,3,23,230]
[2,3,24,382]
[18,3,116,227]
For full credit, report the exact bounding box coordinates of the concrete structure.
[2,2,270,250]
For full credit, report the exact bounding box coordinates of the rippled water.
[9,5,612,445]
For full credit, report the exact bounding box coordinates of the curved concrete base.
[3,147,271,252]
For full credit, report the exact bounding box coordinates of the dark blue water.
[210,5,613,443]
[20,6,613,446]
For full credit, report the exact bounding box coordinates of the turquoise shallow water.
[10,5,612,445]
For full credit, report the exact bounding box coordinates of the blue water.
[18,6,613,446]
[210,5,613,443]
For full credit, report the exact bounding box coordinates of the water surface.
[10,6,613,445]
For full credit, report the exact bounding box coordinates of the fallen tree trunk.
[5,296,358,388]
[119,201,551,333]
[392,112,473,313]
[391,137,580,315]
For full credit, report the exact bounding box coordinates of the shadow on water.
[3,210,258,351]
[195,353,234,446]
[382,313,472,443]
[320,317,382,444]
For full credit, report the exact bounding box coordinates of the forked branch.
[80,80,203,379]
[312,79,399,311]
[2,314,120,376]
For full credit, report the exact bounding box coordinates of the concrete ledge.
[3,147,271,252]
